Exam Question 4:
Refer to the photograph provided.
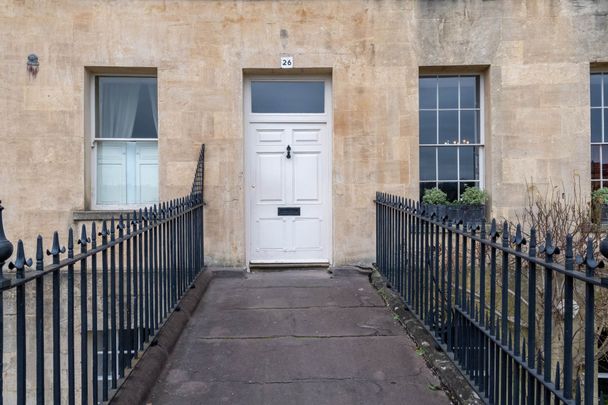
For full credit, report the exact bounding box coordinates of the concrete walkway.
[147,270,450,405]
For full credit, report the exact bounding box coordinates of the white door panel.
[246,78,331,264]
[293,152,321,203]
[256,153,286,203]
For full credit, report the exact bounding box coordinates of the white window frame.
[89,74,159,210]
[418,73,485,200]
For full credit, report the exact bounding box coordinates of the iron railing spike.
[78,224,90,245]
[479,218,486,237]
[99,220,109,237]
[489,218,498,239]
[528,229,537,260]
[9,239,33,277]
[36,235,44,271]
[46,231,65,256]
[117,214,125,230]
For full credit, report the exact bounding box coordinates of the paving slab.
[148,271,450,404]
[188,306,405,338]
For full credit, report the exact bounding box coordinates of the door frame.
[243,74,333,268]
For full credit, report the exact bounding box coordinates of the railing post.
[118,215,126,378]
[564,234,574,399]
[90,222,99,405]
[110,217,118,389]
[580,238,599,405]
[512,224,526,405]
[100,220,110,401]
[527,228,537,405]
[35,235,45,405]
[46,231,64,405]
[78,225,90,404]
[542,231,559,405]
[10,240,32,405]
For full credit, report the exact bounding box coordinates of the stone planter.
[457,204,486,229]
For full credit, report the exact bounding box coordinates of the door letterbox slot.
[278,207,301,216]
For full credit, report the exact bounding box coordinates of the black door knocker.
[286,145,291,159]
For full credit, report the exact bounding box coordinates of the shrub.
[422,187,448,205]
[457,186,488,205]
[592,187,608,205]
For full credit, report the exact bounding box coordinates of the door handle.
[286,145,291,159]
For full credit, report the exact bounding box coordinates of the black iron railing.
[0,144,205,405]
[375,192,608,405]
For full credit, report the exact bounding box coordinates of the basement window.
[419,75,484,201]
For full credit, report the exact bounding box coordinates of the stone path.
[147,270,450,405]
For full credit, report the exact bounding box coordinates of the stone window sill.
[73,210,133,222]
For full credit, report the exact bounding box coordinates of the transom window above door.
[418,75,484,201]
[251,81,325,113]
[93,76,158,208]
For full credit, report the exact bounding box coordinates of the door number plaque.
[280,56,293,69]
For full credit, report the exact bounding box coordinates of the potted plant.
[592,187,608,225]
[421,187,448,219]
[453,186,488,228]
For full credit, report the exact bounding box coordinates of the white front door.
[245,77,332,264]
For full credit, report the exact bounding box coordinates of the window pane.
[136,143,159,204]
[602,145,608,180]
[592,109,602,143]
[419,111,437,144]
[459,147,479,180]
[605,109,608,143]
[98,77,157,139]
[251,81,324,113]
[593,181,602,191]
[438,110,458,144]
[420,182,437,201]
[420,147,436,181]
[591,74,602,107]
[438,182,458,202]
[438,77,459,108]
[131,85,158,139]
[592,145,601,180]
[96,141,158,205]
[419,77,437,109]
[97,142,127,205]
[460,76,479,108]
[460,182,479,196]
[438,147,457,180]
[460,110,479,144]
[604,74,608,107]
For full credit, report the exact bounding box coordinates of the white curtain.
[100,82,141,138]
[147,83,158,134]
